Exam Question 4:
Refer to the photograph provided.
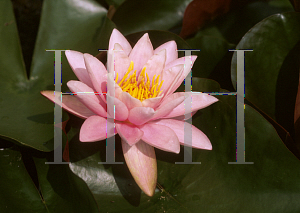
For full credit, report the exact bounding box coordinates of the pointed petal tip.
[193,137,213,150]
[40,90,47,95]
[207,144,213,150]
[66,80,77,89]
[142,32,150,38]
[143,185,156,197]
[175,146,180,154]
[109,28,132,55]
[140,33,152,45]
[206,94,219,104]
[65,49,81,59]
[200,141,212,150]
[121,140,157,197]
[65,49,71,55]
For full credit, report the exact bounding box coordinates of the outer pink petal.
[129,33,154,74]
[116,123,144,146]
[140,123,180,153]
[154,40,178,65]
[109,29,132,56]
[121,140,157,196]
[158,92,184,108]
[128,107,155,126]
[106,94,129,121]
[41,91,96,119]
[163,93,218,119]
[80,115,112,142]
[118,92,143,111]
[142,49,166,83]
[152,119,212,150]
[83,53,107,95]
[65,50,94,89]
[172,110,197,121]
[67,80,107,118]
[151,94,185,120]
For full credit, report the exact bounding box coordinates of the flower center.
[115,61,164,101]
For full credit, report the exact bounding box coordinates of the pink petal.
[107,43,131,82]
[163,93,218,118]
[118,92,143,111]
[160,64,184,97]
[165,55,197,73]
[128,93,185,125]
[121,140,157,197]
[129,33,154,74]
[80,115,113,142]
[141,95,163,109]
[65,50,94,89]
[158,92,184,108]
[154,40,178,65]
[109,29,132,56]
[67,80,107,118]
[83,53,107,96]
[116,123,144,146]
[151,93,185,120]
[142,49,166,83]
[164,55,198,94]
[41,91,96,119]
[107,73,123,98]
[140,123,180,153]
[153,119,212,150]
[128,107,155,125]
[106,94,129,121]
[172,110,198,121]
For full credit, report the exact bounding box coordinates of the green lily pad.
[0,148,45,212]
[112,0,193,35]
[216,0,294,44]
[186,27,235,78]
[231,12,300,136]
[0,148,99,212]
[177,77,221,93]
[0,0,114,151]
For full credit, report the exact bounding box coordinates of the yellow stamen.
[117,61,164,101]
[152,75,156,88]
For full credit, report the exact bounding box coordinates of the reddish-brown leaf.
[289,0,300,12]
[180,0,232,38]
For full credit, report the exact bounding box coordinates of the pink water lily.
[41,29,218,196]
